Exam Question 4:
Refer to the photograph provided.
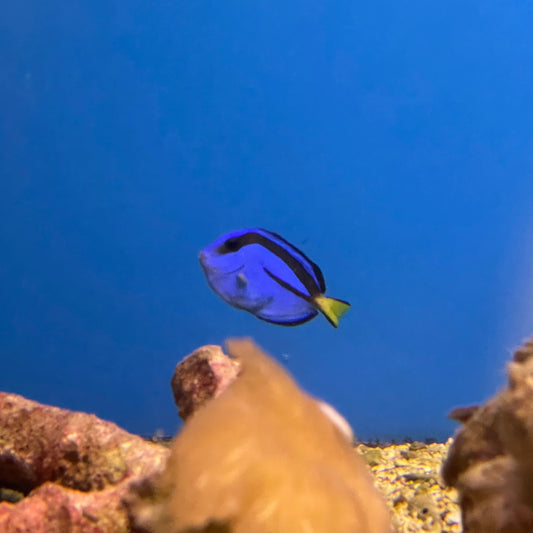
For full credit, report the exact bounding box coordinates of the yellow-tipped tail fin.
[314,296,351,328]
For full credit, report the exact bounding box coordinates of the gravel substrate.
[358,439,461,532]
[146,435,460,532]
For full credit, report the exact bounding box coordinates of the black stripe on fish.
[263,267,314,304]
[217,230,325,297]
[256,229,326,293]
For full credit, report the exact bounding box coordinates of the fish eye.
[224,237,240,252]
[216,236,243,254]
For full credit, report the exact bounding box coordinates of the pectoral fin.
[236,272,248,288]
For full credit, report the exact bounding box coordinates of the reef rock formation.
[136,338,392,533]
[442,336,533,533]
[171,344,241,420]
[0,392,169,533]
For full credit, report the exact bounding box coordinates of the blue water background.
[2,1,533,441]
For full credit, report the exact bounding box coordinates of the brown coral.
[442,336,533,533]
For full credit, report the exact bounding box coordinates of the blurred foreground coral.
[133,338,393,533]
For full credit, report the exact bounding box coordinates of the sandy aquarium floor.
[150,436,460,532]
[358,439,460,533]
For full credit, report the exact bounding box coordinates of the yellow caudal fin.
[314,296,351,328]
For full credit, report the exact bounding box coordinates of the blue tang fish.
[199,228,350,327]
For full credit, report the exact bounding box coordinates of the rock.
[408,441,428,451]
[135,338,393,533]
[442,335,533,532]
[441,396,506,487]
[443,508,461,527]
[454,456,533,532]
[361,447,384,467]
[0,481,131,533]
[170,344,241,420]
[512,337,533,363]
[406,491,440,526]
[446,404,479,424]
[0,392,169,533]
[0,488,23,504]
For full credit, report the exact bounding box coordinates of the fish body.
[199,228,350,327]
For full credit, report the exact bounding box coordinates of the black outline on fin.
[256,309,318,326]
